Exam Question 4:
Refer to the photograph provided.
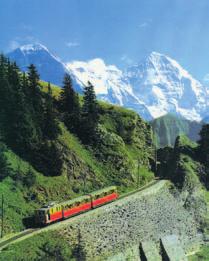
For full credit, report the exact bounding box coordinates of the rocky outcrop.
[55,180,201,260]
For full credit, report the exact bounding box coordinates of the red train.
[35,186,118,225]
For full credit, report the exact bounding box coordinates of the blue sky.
[1,0,209,80]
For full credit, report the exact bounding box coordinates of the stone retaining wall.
[55,181,201,260]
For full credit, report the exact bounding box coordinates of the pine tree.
[198,124,209,163]
[7,72,39,155]
[80,81,99,143]
[21,72,28,93]
[0,56,13,140]
[59,74,80,133]
[43,83,60,139]
[27,64,44,143]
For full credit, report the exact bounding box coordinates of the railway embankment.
[0,180,203,260]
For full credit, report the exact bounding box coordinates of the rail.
[0,179,161,251]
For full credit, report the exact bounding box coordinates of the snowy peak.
[6,44,209,121]
[125,52,209,121]
[67,58,124,95]
[19,43,49,54]
[8,43,67,86]
[18,43,63,64]
[67,58,152,119]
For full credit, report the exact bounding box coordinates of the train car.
[89,186,118,208]
[35,195,92,225]
[35,186,118,225]
[62,195,91,219]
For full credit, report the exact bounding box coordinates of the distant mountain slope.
[7,43,68,86]
[151,114,202,148]
[68,52,209,121]
[67,59,152,119]
[7,44,209,121]
[125,52,209,121]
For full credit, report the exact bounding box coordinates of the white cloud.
[139,22,148,28]
[121,54,134,65]
[65,41,80,48]
[8,40,20,50]
[138,19,152,29]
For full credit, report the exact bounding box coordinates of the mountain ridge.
[7,43,209,121]
[151,113,202,147]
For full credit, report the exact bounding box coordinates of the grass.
[40,80,61,98]
[58,123,107,183]
[0,231,76,261]
[0,80,155,240]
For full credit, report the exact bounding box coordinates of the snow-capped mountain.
[7,43,68,86]
[7,44,209,121]
[124,52,209,121]
[67,52,209,121]
[66,59,152,119]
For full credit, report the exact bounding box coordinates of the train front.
[35,208,49,225]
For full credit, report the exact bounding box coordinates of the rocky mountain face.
[7,44,68,86]
[8,44,209,121]
[67,59,152,119]
[125,52,209,121]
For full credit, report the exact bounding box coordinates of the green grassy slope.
[151,113,202,148]
[0,231,76,261]
[0,82,154,237]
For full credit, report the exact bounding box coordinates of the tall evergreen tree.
[80,81,99,143]
[0,55,66,177]
[43,83,60,139]
[27,64,44,142]
[7,72,39,155]
[59,74,80,133]
[198,124,209,163]
[0,55,13,139]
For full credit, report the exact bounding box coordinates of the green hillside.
[157,133,209,260]
[150,114,202,148]
[0,56,154,237]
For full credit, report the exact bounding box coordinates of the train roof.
[61,195,90,206]
[38,195,90,210]
[89,186,117,196]
[37,186,117,211]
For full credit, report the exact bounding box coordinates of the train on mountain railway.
[35,186,118,225]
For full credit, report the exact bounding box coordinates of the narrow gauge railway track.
[0,229,40,250]
[0,179,160,251]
